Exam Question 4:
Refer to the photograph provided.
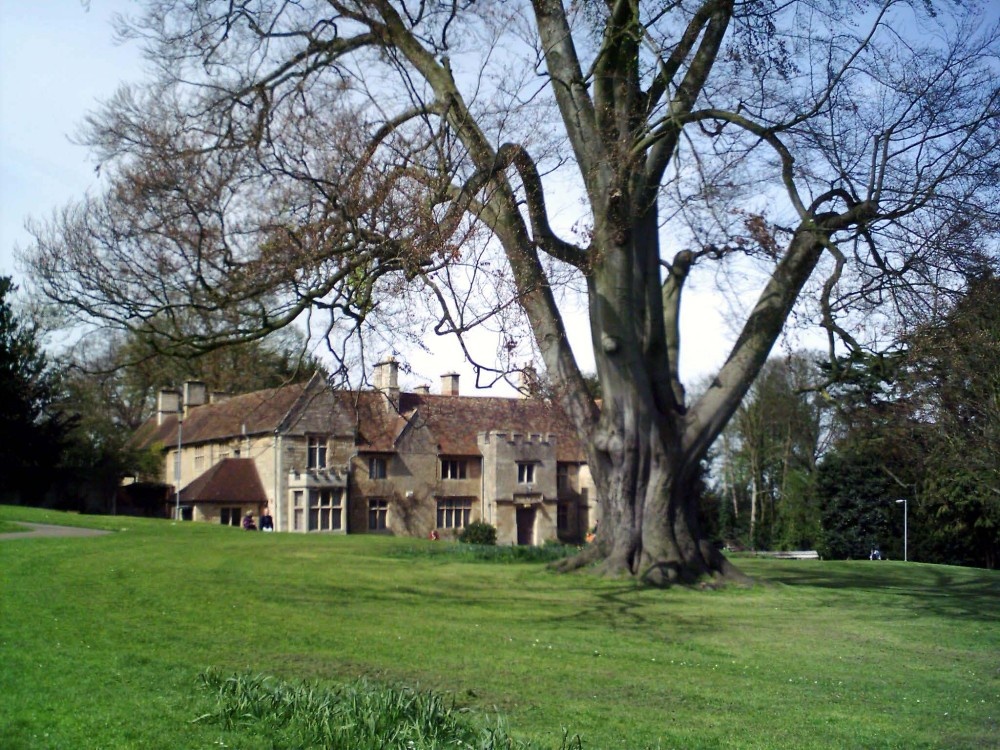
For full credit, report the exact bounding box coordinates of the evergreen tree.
[0,277,71,502]
[818,275,1000,568]
[900,275,1000,568]
[815,448,901,561]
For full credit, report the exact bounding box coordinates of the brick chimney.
[440,372,460,396]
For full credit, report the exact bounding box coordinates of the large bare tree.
[24,0,999,583]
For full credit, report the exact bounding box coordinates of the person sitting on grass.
[242,512,257,531]
[259,509,274,532]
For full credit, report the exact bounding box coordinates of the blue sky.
[0,0,594,391]
[0,0,738,386]
[0,0,140,284]
[3,1,997,391]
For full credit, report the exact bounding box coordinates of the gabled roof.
[134,376,589,462]
[133,380,312,449]
[350,391,587,461]
[282,379,363,437]
[178,458,268,504]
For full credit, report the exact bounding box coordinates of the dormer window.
[368,456,387,479]
[307,436,327,469]
[441,459,467,480]
[517,462,535,484]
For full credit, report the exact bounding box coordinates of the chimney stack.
[414,384,430,395]
[440,372,460,396]
[183,381,207,417]
[517,365,539,399]
[374,357,400,405]
[157,389,180,426]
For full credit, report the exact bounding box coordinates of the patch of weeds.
[195,669,585,749]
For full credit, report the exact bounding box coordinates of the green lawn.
[1,505,997,749]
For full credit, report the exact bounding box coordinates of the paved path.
[0,522,112,540]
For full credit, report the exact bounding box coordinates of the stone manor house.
[132,359,597,545]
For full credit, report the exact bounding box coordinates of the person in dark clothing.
[259,509,274,532]
[242,512,257,531]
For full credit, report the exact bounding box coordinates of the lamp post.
[895,498,907,562]
[175,398,184,520]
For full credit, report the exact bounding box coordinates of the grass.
[1,504,997,749]
[193,668,567,749]
[399,538,581,563]
[0,520,30,533]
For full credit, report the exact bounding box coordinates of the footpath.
[0,522,112,540]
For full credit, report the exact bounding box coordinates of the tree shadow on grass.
[566,585,653,630]
[541,583,725,640]
[755,562,1000,624]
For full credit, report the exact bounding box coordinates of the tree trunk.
[556,389,747,585]
[544,209,844,584]
[551,212,749,585]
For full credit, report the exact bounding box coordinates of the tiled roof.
[135,377,588,462]
[178,458,268,504]
[352,391,587,461]
[338,390,406,451]
[133,380,311,449]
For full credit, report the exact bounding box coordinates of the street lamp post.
[175,399,184,520]
[895,498,907,562]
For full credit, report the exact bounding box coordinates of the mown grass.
[0,520,29,534]
[1,504,997,749]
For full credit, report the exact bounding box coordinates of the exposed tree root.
[703,541,754,587]
[550,540,753,588]
[549,541,605,573]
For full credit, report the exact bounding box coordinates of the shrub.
[459,521,497,545]
[454,541,578,563]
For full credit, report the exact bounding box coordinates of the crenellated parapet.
[476,431,556,447]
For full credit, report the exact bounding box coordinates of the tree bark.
[546,203,751,585]
[557,394,748,585]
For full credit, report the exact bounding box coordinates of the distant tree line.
[710,275,1000,569]
[3,267,997,568]
[0,276,322,512]
[709,353,828,553]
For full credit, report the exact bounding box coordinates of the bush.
[459,521,497,545]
